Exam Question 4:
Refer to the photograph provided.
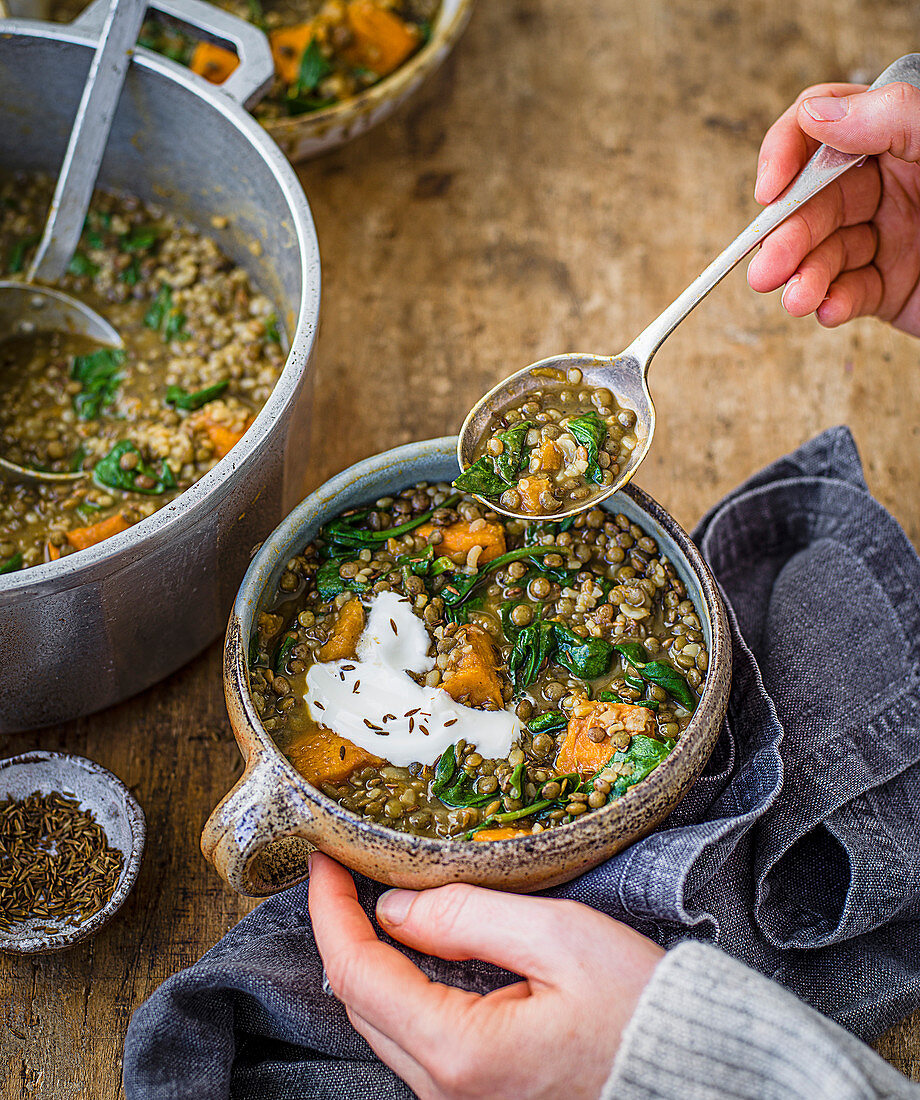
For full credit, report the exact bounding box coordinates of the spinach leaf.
[613,641,651,668]
[144,284,189,342]
[165,380,229,411]
[431,745,493,808]
[527,710,567,734]
[68,444,87,473]
[7,234,39,274]
[623,673,646,692]
[321,493,461,550]
[264,313,282,344]
[120,258,142,286]
[508,619,555,694]
[524,516,575,544]
[608,734,674,798]
[93,440,177,496]
[71,348,125,420]
[120,226,159,252]
[553,623,613,679]
[285,94,337,116]
[508,759,526,801]
[613,642,696,711]
[494,420,532,484]
[67,251,98,278]
[566,411,608,483]
[638,661,697,711]
[464,798,554,839]
[0,552,23,575]
[315,559,370,602]
[293,38,331,95]
[439,545,560,608]
[453,456,507,497]
[395,546,455,578]
[273,634,297,675]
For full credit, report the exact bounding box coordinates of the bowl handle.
[201,751,317,897]
[72,0,275,109]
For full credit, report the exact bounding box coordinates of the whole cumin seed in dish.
[0,790,124,933]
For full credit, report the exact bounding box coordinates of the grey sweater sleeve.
[601,941,920,1100]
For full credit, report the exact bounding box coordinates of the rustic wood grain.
[3,0,920,1094]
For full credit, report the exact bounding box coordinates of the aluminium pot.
[0,0,321,731]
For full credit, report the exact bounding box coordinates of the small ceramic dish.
[264,0,475,162]
[203,437,731,895]
[0,751,146,953]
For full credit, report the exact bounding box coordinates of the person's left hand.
[308,852,664,1100]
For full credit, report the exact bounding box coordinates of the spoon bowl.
[459,53,920,520]
[457,351,653,521]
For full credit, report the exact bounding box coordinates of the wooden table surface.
[4,1,920,1095]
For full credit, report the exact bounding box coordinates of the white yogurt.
[304,591,520,767]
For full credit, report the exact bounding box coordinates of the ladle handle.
[626,53,920,367]
[27,0,149,285]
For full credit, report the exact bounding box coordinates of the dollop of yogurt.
[304,591,520,767]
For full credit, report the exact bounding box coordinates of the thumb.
[376,883,613,986]
[798,83,920,162]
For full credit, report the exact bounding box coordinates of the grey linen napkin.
[123,426,920,1099]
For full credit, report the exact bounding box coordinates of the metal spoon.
[0,0,146,485]
[459,53,920,521]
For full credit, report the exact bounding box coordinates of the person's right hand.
[747,81,920,336]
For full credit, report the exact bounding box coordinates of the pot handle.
[201,750,318,897]
[72,0,274,110]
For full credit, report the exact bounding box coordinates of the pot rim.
[223,436,731,855]
[262,0,476,144]
[0,23,321,600]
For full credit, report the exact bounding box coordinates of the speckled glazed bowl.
[264,0,475,163]
[203,437,731,896]
[0,752,145,953]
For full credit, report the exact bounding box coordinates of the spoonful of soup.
[0,0,145,485]
[458,53,920,520]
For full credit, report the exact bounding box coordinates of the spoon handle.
[626,52,920,367]
[27,0,148,284]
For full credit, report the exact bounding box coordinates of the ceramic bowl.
[203,437,731,895]
[263,0,475,162]
[0,752,145,953]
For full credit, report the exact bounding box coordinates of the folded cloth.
[123,426,920,1099]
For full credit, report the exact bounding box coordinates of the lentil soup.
[0,175,285,574]
[250,482,709,842]
[457,366,641,516]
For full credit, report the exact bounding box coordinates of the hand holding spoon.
[458,53,920,521]
[0,0,146,485]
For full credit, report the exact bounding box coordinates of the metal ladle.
[459,53,920,521]
[0,0,147,485]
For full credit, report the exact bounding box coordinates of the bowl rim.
[0,749,146,953]
[262,0,476,141]
[224,436,731,854]
[0,24,321,601]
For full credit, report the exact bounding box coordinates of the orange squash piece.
[66,512,131,551]
[531,439,563,473]
[193,414,252,459]
[46,541,61,561]
[287,727,383,786]
[317,597,366,662]
[555,701,657,776]
[471,826,532,842]
[516,475,553,514]
[415,519,506,564]
[269,24,315,86]
[441,624,504,709]
[190,41,240,84]
[343,0,420,77]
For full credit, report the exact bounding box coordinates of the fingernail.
[803,95,848,122]
[377,888,413,926]
[308,852,315,874]
[754,159,769,198]
[781,275,801,307]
